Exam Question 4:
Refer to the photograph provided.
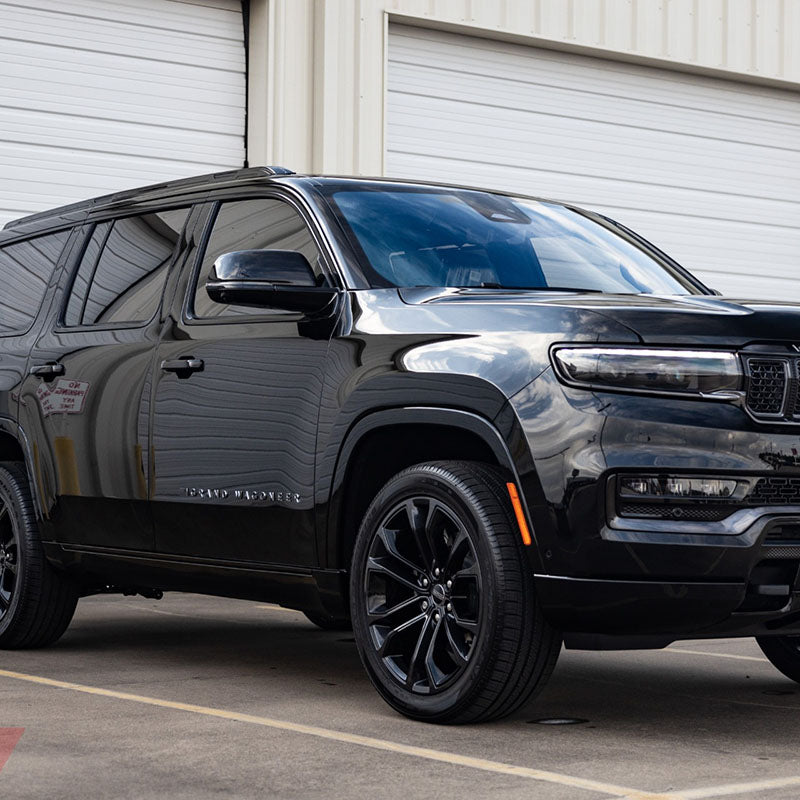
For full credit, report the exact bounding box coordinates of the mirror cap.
[206,249,338,315]
[212,249,317,286]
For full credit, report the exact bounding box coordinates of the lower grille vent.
[747,478,800,506]
[618,503,732,522]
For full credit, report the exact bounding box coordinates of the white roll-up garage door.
[0,0,246,227]
[387,25,800,300]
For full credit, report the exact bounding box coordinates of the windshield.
[326,187,701,294]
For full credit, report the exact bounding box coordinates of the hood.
[398,288,800,347]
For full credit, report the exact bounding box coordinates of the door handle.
[160,357,204,378]
[29,363,65,381]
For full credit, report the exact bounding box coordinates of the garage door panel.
[0,0,245,228]
[0,40,246,101]
[390,62,800,153]
[1,6,243,70]
[388,129,799,230]
[391,28,800,126]
[389,94,800,201]
[0,149,234,220]
[388,25,800,300]
[1,81,245,136]
[0,0,244,40]
[2,110,244,165]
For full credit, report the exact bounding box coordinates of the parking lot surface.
[1,593,799,800]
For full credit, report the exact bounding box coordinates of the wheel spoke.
[378,611,426,658]
[367,594,420,624]
[443,529,469,573]
[406,614,435,689]
[366,555,419,593]
[450,609,479,632]
[405,499,435,571]
[376,527,425,576]
[451,562,480,580]
[444,617,470,665]
[424,616,447,689]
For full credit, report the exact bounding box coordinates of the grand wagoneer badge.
[182,487,301,504]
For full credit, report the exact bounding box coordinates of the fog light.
[619,476,738,499]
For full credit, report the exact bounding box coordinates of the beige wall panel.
[696,0,724,67]
[604,0,637,52]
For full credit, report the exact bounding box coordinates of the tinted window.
[63,208,190,327]
[192,198,321,319]
[0,229,70,334]
[327,188,700,295]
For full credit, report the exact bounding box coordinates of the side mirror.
[205,250,337,314]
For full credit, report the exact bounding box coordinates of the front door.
[19,206,193,550]
[150,196,337,568]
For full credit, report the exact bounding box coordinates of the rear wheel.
[0,462,78,649]
[350,461,561,724]
[756,635,800,683]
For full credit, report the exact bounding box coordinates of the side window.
[0,229,70,334]
[191,198,322,319]
[63,207,190,327]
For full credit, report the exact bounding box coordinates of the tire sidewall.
[0,468,29,640]
[350,466,510,720]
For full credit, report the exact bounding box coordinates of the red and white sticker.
[36,379,90,416]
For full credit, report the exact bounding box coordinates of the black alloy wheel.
[756,635,800,683]
[351,461,561,724]
[0,502,19,621]
[0,462,78,649]
[364,495,482,694]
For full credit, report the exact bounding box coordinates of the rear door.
[150,194,339,568]
[18,205,195,550]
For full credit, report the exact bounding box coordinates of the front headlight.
[551,346,742,397]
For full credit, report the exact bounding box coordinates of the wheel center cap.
[431,583,447,603]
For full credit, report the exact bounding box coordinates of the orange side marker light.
[506,482,532,546]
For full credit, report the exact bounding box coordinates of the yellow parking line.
[0,667,669,800]
[667,775,800,798]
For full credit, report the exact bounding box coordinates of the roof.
[1,166,296,239]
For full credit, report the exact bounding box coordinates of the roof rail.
[3,166,296,231]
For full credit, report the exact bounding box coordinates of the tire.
[350,460,561,724]
[756,635,800,683]
[303,610,352,631]
[0,462,78,649]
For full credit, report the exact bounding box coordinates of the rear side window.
[0,229,70,334]
[63,207,190,327]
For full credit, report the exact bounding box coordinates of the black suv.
[2,166,800,723]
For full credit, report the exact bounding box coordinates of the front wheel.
[756,635,800,683]
[350,461,561,724]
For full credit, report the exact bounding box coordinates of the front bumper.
[509,368,800,642]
